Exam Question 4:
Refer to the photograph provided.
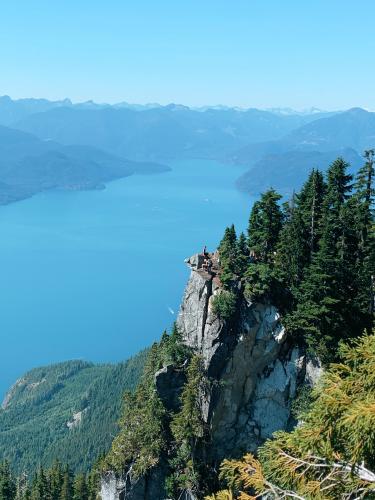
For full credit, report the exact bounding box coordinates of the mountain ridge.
[11,102,335,162]
[0,124,170,204]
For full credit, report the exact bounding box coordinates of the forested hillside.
[0,125,169,205]
[0,460,100,500]
[0,352,147,474]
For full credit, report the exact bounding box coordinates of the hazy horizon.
[1,1,375,110]
[1,93,373,114]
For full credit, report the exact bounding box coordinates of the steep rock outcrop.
[177,259,305,462]
[101,254,318,500]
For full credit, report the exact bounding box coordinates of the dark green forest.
[0,459,100,500]
[0,353,147,475]
[217,150,375,364]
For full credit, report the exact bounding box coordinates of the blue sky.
[1,0,374,109]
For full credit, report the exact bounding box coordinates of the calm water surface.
[0,159,253,397]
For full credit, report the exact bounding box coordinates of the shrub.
[211,291,237,320]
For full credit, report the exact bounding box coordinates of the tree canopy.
[218,152,375,364]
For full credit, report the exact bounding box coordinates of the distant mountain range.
[0,96,374,200]
[0,123,169,204]
[232,107,375,194]
[12,104,328,161]
[0,95,334,125]
[236,148,363,196]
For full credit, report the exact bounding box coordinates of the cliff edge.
[101,253,320,500]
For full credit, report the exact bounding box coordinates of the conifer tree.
[235,232,249,276]
[30,468,50,500]
[59,467,72,500]
[298,169,325,258]
[276,195,305,291]
[323,158,353,261]
[244,189,283,303]
[0,461,15,500]
[168,355,208,497]
[247,189,282,263]
[72,475,87,500]
[353,149,375,321]
[0,463,99,500]
[103,342,167,479]
[47,462,63,500]
[164,323,191,365]
[171,355,206,447]
[15,473,29,500]
[285,159,355,362]
[86,469,99,500]
[218,225,238,287]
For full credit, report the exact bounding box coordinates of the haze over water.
[0,160,253,398]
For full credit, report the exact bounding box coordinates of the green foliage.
[243,262,275,302]
[0,354,147,475]
[103,354,167,478]
[235,232,249,277]
[160,323,192,367]
[0,460,100,500]
[218,225,238,287]
[167,355,209,497]
[218,152,375,364]
[104,329,208,497]
[0,461,16,500]
[248,188,283,263]
[170,355,207,444]
[105,388,166,478]
[103,325,191,480]
[212,291,237,320]
[207,153,375,498]
[353,150,375,318]
[276,169,326,291]
[290,384,313,420]
[282,156,374,363]
[209,333,375,499]
[73,474,88,500]
[297,168,326,255]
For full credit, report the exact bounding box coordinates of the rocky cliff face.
[101,254,320,500]
[177,255,306,462]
